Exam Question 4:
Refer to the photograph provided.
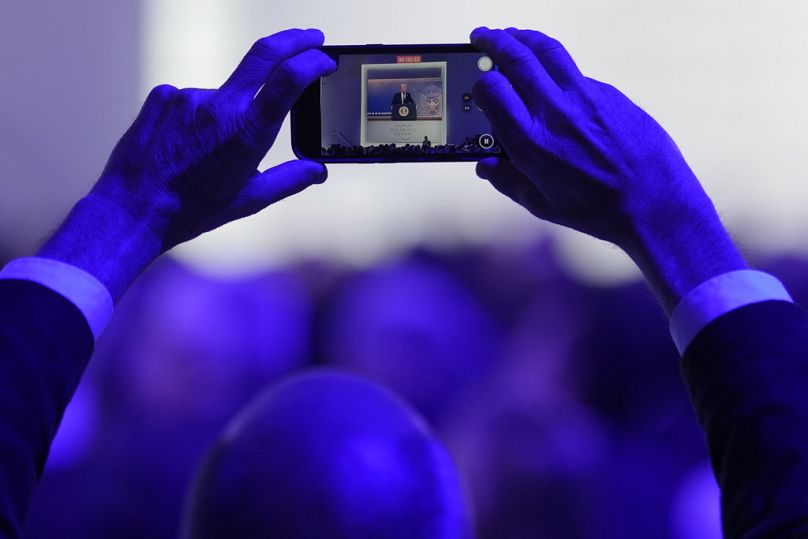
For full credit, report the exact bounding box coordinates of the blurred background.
[2,0,807,537]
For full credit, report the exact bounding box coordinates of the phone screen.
[292,45,504,162]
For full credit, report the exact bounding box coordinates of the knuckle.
[586,77,615,94]
[194,98,220,124]
[509,46,537,69]
[249,37,281,62]
[540,37,563,53]
[495,30,537,66]
[148,84,177,102]
[275,60,306,89]
[172,87,203,109]
[175,87,196,100]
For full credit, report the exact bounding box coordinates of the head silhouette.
[322,260,497,423]
[182,369,472,538]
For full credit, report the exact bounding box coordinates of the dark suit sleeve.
[0,280,94,537]
[681,300,808,538]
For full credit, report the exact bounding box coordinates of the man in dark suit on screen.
[391,83,416,120]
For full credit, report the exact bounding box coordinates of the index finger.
[219,28,325,104]
[504,28,584,90]
[246,48,336,146]
[470,27,561,111]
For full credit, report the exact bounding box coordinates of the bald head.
[183,369,471,538]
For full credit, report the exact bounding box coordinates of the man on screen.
[391,83,417,120]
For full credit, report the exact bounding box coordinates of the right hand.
[471,27,711,249]
[470,27,746,312]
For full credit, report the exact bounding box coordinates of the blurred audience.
[24,258,314,539]
[669,461,722,539]
[24,237,801,537]
[318,257,499,426]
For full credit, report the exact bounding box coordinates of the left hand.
[39,28,336,300]
[94,28,336,250]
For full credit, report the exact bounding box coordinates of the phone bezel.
[290,43,504,163]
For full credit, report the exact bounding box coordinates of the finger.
[473,71,533,154]
[504,28,585,89]
[219,28,326,104]
[231,160,327,217]
[470,27,560,110]
[125,84,176,140]
[477,157,551,219]
[248,48,336,133]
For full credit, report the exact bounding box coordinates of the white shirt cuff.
[0,257,113,341]
[669,269,793,355]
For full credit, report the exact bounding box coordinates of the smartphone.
[291,44,505,163]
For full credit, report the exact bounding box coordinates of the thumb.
[231,160,327,218]
[477,157,550,219]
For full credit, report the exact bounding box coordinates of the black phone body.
[291,44,505,163]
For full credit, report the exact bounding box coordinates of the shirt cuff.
[669,269,793,355]
[0,257,113,340]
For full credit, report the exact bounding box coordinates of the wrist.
[619,181,747,315]
[37,188,164,301]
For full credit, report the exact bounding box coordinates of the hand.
[39,28,335,300]
[95,27,335,249]
[471,27,746,312]
[471,26,703,246]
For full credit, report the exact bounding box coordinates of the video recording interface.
[319,50,501,158]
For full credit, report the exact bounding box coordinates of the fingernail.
[314,165,328,184]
